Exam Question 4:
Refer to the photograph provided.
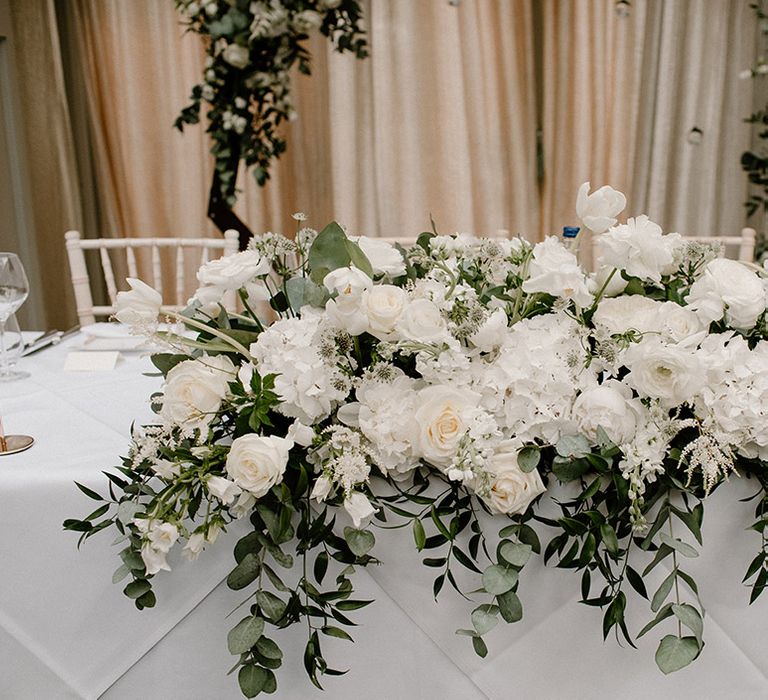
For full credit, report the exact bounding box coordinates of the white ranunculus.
[624,339,704,408]
[293,9,323,32]
[596,216,676,284]
[226,434,293,498]
[469,308,508,351]
[572,380,638,445]
[206,475,242,505]
[344,492,376,528]
[362,285,407,339]
[522,236,593,307]
[160,355,235,430]
[686,258,767,330]
[222,43,250,69]
[656,301,704,342]
[482,442,546,515]
[197,250,270,290]
[311,475,332,502]
[147,522,179,553]
[352,236,406,277]
[413,386,476,468]
[114,278,162,326]
[576,181,627,234]
[592,295,663,337]
[396,298,448,344]
[141,543,170,575]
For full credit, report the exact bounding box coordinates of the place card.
[64,351,120,372]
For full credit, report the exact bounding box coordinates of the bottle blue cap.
[563,226,580,239]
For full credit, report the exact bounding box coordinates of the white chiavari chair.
[64,230,240,326]
[683,227,757,263]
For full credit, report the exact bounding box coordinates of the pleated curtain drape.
[5,0,760,327]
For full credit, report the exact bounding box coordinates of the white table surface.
[1,332,767,700]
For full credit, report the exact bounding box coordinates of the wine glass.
[0,253,29,382]
[0,313,28,381]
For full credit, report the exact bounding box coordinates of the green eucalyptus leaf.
[285,276,329,312]
[257,591,287,622]
[239,665,269,698]
[482,565,518,595]
[227,553,261,591]
[228,616,265,655]
[517,446,540,473]
[655,635,701,674]
[499,542,532,569]
[123,579,151,599]
[497,589,523,623]
[555,435,591,459]
[255,636,283,660]
[344,239,373,276]
[308,222,351,281]
[659,532,699,558]
[471,605,500,635]
[344,527,375,557]
[651,569,677,613]
[472,635,488,658]
[672,604,703,645]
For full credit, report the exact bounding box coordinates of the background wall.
[0,0,761,328]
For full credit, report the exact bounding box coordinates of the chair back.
[64,230,240,326]
[683,227,757,262]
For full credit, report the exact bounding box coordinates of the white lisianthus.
[413,386,477,468]
[147,522,179,553]
[114,278,162,327]
[222,43,250,69]
[596,216,677,284]
[624,339,704,408]
[351,237,406,277]
[141,543,171,575]
[182,532,206,561]
[311,475,333,502]
[362,285,407,339]
[482,442,546,515]
[229,491,257,519]
[160,355,235,431]
[396,298,448,344]
[469,308,508,351]
[576,182,627,234]
[226,434,293,498]
[522,237,593,307]
[151,459,180,480]
[287,419,315,447]
[686,258,767,330]
[572,380,638,445]
[206,475,242,505]
[344,492,376,528]
[197,250,270,290]
[293,9,323,32]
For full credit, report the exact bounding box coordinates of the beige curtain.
[540,0,757,264]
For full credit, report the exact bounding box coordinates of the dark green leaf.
[314,551,329,585]
[497,589,523,623]
[227,553,261,591]
[228,616,265,655]
[239,665,269,698]
[322,626,354,642]
[256,636,283,660]
[472,635,488,658]
[75,482,104,501]
[412,519,426,551]
[652,569,677,612]
[124,579,151,599]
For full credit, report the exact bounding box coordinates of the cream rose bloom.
[396,298,448,344]
[482,442,546,515]
[576,181,627,234]
[687,258,767,330]
[226,434,293,498]
[323,267,373,335]
[362,285,407,339]
[197,250,270,290]
[222,43,250,69]
[161,355,235,430]
[572,380,638,445]
[114,278,162,326]
[413,386,476,467]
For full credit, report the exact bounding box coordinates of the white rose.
[206,475,242,505]
[656,301,704,342]
[197,250,270,290]
[323,267,373,335]
[687,258,767,330]
[161,355,235,430]
[592,295,662,336]
[362,285,407,339]
[482,442,546,515]
[576,182,627,234]
[352,236,406,277]
[141,543,170,575]
[222,43,250,69]
[522,236,593,307]
[624,339,704,407]
[572,381,638,445]
[147,522,179,553]
[344,492,376,528]
[114,278,162,326]
[596,216,676,283]
[226,434,293,497]
[293,9,323,33]
[396,298,448,344]
[469,308,508,351]
[413,386,476,468]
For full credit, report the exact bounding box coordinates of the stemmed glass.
[0,253,29,382]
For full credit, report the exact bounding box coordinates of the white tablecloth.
[1,335,767,699]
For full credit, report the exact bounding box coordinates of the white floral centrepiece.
[67,187,768,698]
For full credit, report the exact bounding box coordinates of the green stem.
[164,311,254,359]
[668,516,682,638]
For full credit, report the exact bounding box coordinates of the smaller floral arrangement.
[66,190,768,698]
[174,0,367,206]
